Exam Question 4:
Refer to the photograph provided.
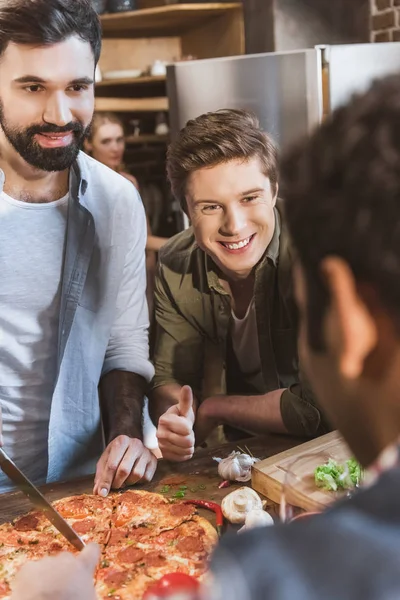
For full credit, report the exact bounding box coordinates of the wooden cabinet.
[96,3,244,233]
[97,3,244,112]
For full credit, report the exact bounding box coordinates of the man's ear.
[321,257,377,379]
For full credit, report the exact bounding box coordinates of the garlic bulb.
[221,487,263,524]
[238,508,274,533]
[213,451,260,483]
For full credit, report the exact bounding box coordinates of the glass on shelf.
[107,0,136,13]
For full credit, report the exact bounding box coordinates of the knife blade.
[0,447,85,551]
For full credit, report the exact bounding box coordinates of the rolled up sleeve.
[102,197,154,382]
[280,369,331,437]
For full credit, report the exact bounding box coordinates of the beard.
[0,101,91,172]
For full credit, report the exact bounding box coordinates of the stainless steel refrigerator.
[167,43,400,228]
[168,42,400,150]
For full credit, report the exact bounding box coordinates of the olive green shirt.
[151,204,330,437]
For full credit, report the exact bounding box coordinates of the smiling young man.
[204,73,400,600]
[0,0,156,494]
[150,109,330,461]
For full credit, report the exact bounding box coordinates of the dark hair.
[167,108,278,212]
[282,74,400,351]
[0,0,102,64]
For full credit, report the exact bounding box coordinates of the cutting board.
[251,431,353,513]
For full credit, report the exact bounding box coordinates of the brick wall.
[370,0,400,42]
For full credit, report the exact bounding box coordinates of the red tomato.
[143,573,200,599]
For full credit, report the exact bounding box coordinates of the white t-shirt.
[230,298,264,393]
[0,191,68,492]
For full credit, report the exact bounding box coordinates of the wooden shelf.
[95,97,168,112]
[96,75,166,87]
[100,3,243,37]
[126,134,169,145]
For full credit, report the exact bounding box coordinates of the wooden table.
[0,433,305,528]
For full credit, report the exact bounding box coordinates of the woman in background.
[85,113,168,322]
[84,112,167,255]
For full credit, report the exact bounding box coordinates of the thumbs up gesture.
[156,386,196,462]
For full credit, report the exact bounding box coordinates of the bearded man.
[0,0,157,494]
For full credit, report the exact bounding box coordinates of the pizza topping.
[72,518,96,535]
[184,499,223,536]
[48,541,65,554]
[144,551,167,568]
[107,528,128,545]
[156,529,179,543]
[127,527,152,542]
[56,498,88,518]
[176,536,204,554]
[14,514,40,532]
[169,504,195,519]
[104,569,129,588]
[117,491,145,505]
[117,546,144,564]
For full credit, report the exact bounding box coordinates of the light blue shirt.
[0,152,154,487]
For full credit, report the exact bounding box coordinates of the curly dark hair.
[0,0,102,64]
[282,74,400,351]
[167,109,278,213]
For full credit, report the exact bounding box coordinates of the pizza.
[0,489,218,599]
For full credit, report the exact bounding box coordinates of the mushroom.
[221,487,263,524]
[238,508,274,533]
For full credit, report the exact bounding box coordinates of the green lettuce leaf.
[314,458,363,491]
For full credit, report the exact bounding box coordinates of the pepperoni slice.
[176,536,204,554]
[57,499,87,518]
[72,518,96,535]
[108,528,128,545]
[169,504,195,518]
[117,491,144,505]
[104,569,130,588]
[144,552,167,568]
[48,541,65,554]
[117,546,145,564]
[14,514,40,532]
[156,529,180,543]
[127,527,151,542]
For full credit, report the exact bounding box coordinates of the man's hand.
[11,543,100,600]
[193,398,219,446]
[93,436,157,497]
[156,385,195,462]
